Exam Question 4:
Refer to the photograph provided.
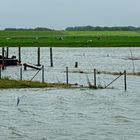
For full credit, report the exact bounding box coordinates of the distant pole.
[18,47,21,62]
[42,65,44,83]
[50,48,53,67]
[124,70,127,91]
[94,69,97,87]
[66,66,69,84]
[6,47,9,58]
[20,66,22,80]
[37,47,41,66]
[2,47,5,70]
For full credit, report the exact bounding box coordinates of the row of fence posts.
[65,67,127,91]
[1,47,54,69]
[37,47,53,67]
[1,47,127,91]
[19,65,45,83]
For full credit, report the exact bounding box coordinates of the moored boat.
[0,55,21,66]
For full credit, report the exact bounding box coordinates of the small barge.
[0,55,21,66]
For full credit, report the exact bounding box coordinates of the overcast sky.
[0,0,140,29]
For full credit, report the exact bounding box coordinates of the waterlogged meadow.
[0,31,140,47]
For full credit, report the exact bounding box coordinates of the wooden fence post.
[2,47,5,70]
[50,48,53,67]
[6,47,9,58]
[66,66,69,84]
[75,62,78,68]
[42,65,44,83]
[124,70,127,91]
[18,47,21,62]
[37,47,41,66]
[0,67,1,79]
[94,69,97,87]
[20,66,22,80]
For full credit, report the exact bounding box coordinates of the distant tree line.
[4,27,54,31]
[65,26,140,31]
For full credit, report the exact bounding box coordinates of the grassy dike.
[0,79,72,89]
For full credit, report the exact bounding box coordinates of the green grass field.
[0,30,140,47]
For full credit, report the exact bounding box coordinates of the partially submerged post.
[50,48,53,67]
[124,70,127,91]
[18,47,21,62]
[75,62,78,68]
[66,66,69,84]
[24,64,27,70]
[2,47,5,70]
[6,47,9,58]
[42,65,44,83]
[37,47,41,66]
[0,67,1,79]
[94,69,97,87]
[20,66,22,80]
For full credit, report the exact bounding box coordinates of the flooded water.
[1,47,140,139]
[1,88,140,140]
[1,47,140,86]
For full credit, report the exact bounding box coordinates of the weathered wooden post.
[18,47,21,62]
[42,65,44,83]
[20,66,22,80]
[6,47,9,58]
[2,47,5,70]
[124,70,127,91]
[94,68,97,87]
[75,62,78,68]
[66,66,69,84]
[37,47,41,66]
[50,48,53,67]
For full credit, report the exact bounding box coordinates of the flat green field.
[0,30,140,47]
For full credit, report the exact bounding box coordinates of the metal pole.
[66,66,68,84]
[50,48,53,67]
[42,65,44,83]
[37,47,41,66]
[124,70,127,91]
[20,66,22,80]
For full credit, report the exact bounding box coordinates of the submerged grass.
[0,79,72,89]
